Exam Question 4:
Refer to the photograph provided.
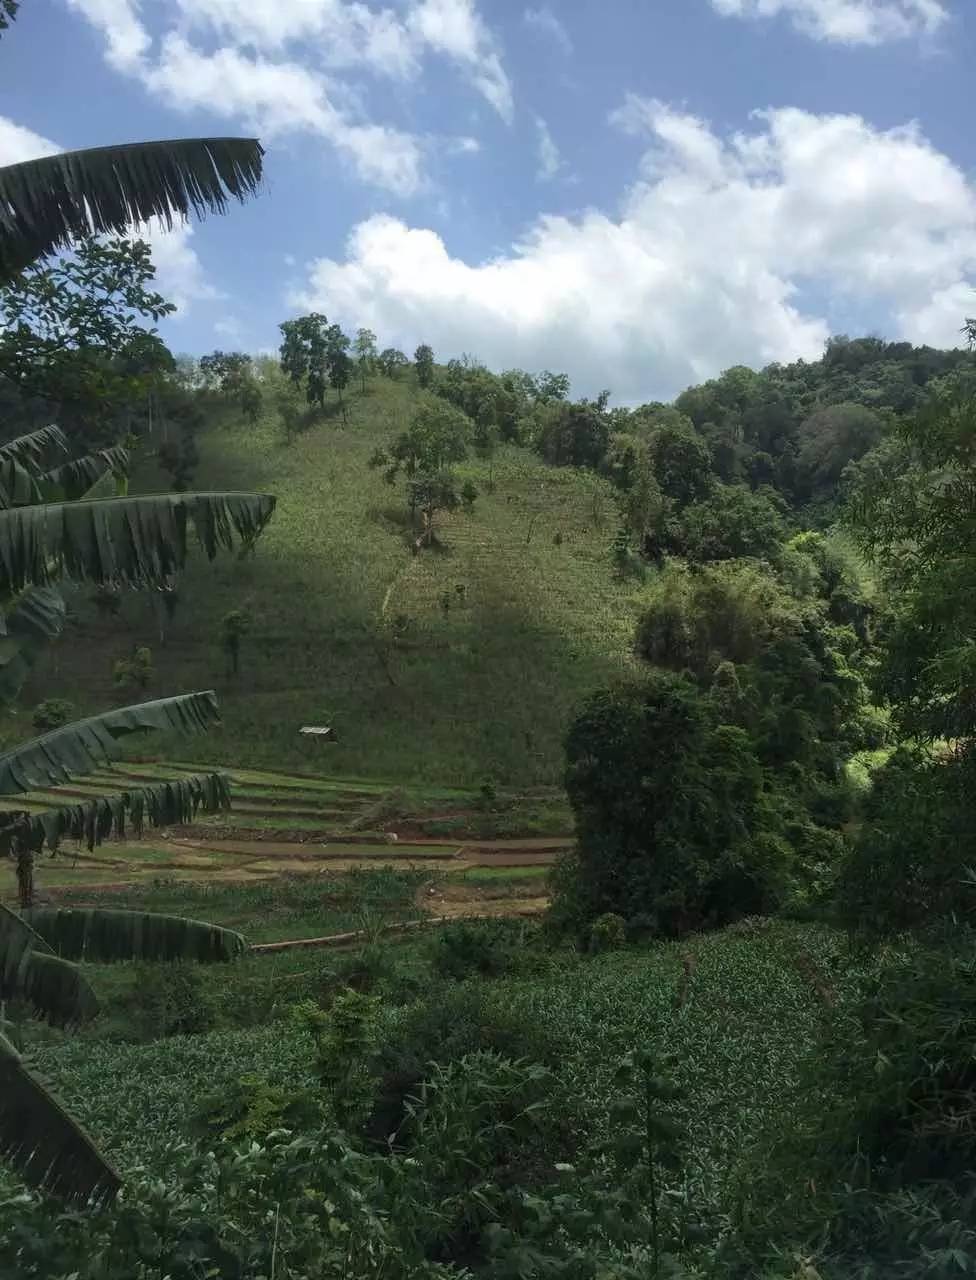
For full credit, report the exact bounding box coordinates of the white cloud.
[0,116,216,313]
[709,0,948,44]
[407,0,513,122]
[447,135,481,155]
[523,6,572,55]
[214,315,243,340]
[64,0,149,69]
[139,220,220,313]
[0,117,59,165]
[292,103,976,402]
[534,116,562,181]
[63,0,511,193]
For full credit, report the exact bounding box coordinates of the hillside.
[17,376,644,786]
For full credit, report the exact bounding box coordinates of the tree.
[199,350,252,395]
[534,396,611,469]
[556,673,790,939]
[370,398,471,548]
[473,399,499,490]
[279,313,329,409]
[648,421,714,510]
[796,401,884,502]
[414,343,435,389]
[239,374,262,426]
[378,347,408,379]
[0,236,175,448]
[846,376,976,740]
[354,327,378,393]
[326,324,352,418]
[220,607,250,675]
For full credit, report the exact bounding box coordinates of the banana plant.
[0,137,263,285]
[0,689,252,1204]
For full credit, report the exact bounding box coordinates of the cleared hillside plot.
[11,379,649,784]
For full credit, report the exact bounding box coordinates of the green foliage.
[430,919,530,980]
[534,394,611,468]
[846,383,976,739]
[378,347,409,378]
[294,989,381,1127]
[414,342,435,388]
[0,236,172,445]
[589,911,627,953]
[31,697,73,732]
[113,644,153,693]
[219,607,250,675]
[836,747,976,934]
[196,1071,322,1145]
[117,961,214,1038]
[560,673,793,936]
[24,907,247,963]
[0,137,263,285]
[354,327,378,392]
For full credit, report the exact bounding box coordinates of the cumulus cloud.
[0,116,216,313]
[0,117,59,164]
[63,0,513,193]
[407,0,513,122]
[534,117,562,181]
[709,0,948,44]
[291,102,976,403]
[523,6,573,55]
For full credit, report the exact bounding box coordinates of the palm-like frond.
[0,490,275,592]
[0,903,98,1025]
[24,907,245,963]
[0,690,222,794]
[0,426,69,508]
[0,1032,121,1201]
[0,425,69,470]
[0,138,264,282]
[9,769,231,853]
[40,445,129,501]
[0,585,67,699]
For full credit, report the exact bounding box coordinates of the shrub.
[837,747,976,934]
[117,962,213,1040]
[589,912,626,952]
[429,919,530,981]
[31,698,74,732]
[557,673,793,937]
[364,981,558,1149]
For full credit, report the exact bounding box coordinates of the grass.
[21,915,851,1237]
[11,375,648,785]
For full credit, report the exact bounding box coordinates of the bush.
[557,673,794,938]
[116,962,213,1040]
[364,981,558,1149]
[429,919,530,980]
[31,698,74,732]
[837,747,976,934]
[589,912,626,952]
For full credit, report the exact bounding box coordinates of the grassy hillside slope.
[18,377,647,785]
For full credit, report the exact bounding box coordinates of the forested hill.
[7,325,972,788]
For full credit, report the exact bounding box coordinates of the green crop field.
[9,378,648,786]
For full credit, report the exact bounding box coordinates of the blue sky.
[1,0,973,402]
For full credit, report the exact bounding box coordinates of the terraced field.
[0,761,573,902]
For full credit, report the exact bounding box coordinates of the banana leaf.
[0,425,68,472]
[0,137,264,282]
[0,691,222,795]
[0,490,275,592]
[0,586,67,699]
[0,770,229,854]
[0,1032,121,1201]
[39,445,129,501]
[0,903,98,1025]
[24,907,246,963]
